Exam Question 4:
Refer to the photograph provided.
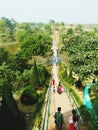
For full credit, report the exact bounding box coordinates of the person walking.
[54,107,64,130]
[69,109,79,130]
[52,78,55,85]
[57,82,63,94]
[53,86,56,93]
[51,86,56,94]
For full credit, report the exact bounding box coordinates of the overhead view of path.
[48,32,74,130]
[48,64,73,130]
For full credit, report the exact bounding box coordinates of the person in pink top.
[57,82,63,94]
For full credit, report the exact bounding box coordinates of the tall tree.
[0,64,26,130]
[30,59,40,89]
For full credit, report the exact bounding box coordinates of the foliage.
[38,64,50,86]
[13,70,30,91]
[0,17,52,58]
[0,47,9,65]
[20,86,39,105]
[2,82,20,116]
[44,24,52,34]
[0,17,52,130]
[16,29,30,43]
[32,82,49,129]
[30,59,40,89]
[0,75,26,130]
[0,64,16,91]
[16,26,52,58]
[7,52,28,72]
[61,28,98,84]
[66,28,74,35]
[32,113,42,129]
[0,17,16,42]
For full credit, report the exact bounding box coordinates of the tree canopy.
[61,26,98,84]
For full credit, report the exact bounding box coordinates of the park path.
[48,31,74,130]
[48,64,73,130]
[48,31,87,130]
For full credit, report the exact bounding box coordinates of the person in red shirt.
[52,78,55,85]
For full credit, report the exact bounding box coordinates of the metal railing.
[40,85,51,130]
[62,83,83,124]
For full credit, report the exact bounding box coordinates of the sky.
[0,0,98,24]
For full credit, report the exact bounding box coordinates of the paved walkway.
[48,64,73,130]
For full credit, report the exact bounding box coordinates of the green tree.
[0,63,16,88]
[17,30,52,57]
[0,48,9,65]
[67,28,74,35]
[44,24,52,34]
[49,19,55,25]
[7,52,28,72]
[75,24,83,33]
[61,28,98,85]
[0,82,26,130]
[20,86,39,105]
[0,64,26,130]
[38,65,50,86]
[30,59,40,89]
[0,17,16,42]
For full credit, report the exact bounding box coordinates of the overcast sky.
[0,0,98,24]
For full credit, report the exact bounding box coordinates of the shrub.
[20,86,39,105]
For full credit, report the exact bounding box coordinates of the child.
[52,78,55,85]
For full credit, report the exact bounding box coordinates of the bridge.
[48,64,74,130]
[40,62,84,130]
[39,32,98,130]
[40,33,83,130]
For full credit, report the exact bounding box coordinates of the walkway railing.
[40,79,84,130]
[40,85,51,130]
[62,82,83,124]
